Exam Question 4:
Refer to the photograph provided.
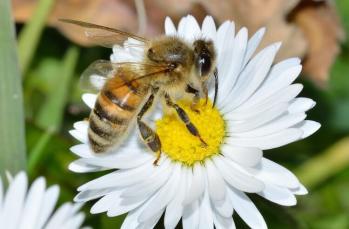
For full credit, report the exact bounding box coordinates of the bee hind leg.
[137,120,162,166]
[137,89,162,166]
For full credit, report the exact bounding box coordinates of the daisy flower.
[69,15,320,228]
[0,171,87,229]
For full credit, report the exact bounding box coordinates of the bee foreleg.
[164,94,208,147]
[185,85,200,113]
[137,89,162,166]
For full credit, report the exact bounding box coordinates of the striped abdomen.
[88,76,148,153]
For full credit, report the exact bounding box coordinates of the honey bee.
[61,19,218,165]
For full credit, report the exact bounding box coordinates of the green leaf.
[29,46,79,174]
[0,0,26,174]
[17,0,55,74]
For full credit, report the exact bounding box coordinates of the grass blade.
[295,137,349,188]
[0,0,26,173]
[17,0,55,74]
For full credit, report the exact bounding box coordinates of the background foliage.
[1,0,349,228]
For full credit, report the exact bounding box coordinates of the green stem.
[295,137,349,188]
[0,0,26,174]
[18,0,55,74]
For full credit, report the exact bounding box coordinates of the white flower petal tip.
[299,121,321,139]
[291,184,308,195]
[70,15,320,229]
[82,93,97,109]
[0,171,87,229]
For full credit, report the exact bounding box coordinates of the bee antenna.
[212,68,218,108]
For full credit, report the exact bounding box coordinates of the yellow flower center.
[156,99,225,166]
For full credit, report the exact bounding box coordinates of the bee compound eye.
[198,53,212,76]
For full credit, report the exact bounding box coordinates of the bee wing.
[59,19,148,48]
[80,60,170,92]
[80,60,115,92]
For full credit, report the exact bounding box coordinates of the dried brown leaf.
[293,1,345,87]
[12,0,344,87]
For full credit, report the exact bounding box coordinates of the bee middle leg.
[164,94,208,147]
[137,89,162,166]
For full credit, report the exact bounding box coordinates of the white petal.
[69,144,94,158]
[229,84,303,120]
[35,185,60,229]
[177,16,188,38]
[68,160,103,173]
[295,120,321,138]
[220,43,281,110]
[78,151,152,169]
[0,177,3,208]
[239,64,302,110]
[198,190,214,229]
[164,168,187,229]
[18,177,46,229]
[45,203,74,229]
[82,93,97,109]
[165,17,177,35]
[77,159,159,191]
[212,192,234,218]
[226,128,303,150]
[258,183,297,206]
[217,27,248,104]
[138,164,181,222]
[264,57,301,83]
[213,211,236,229]
[229,189,267,229]
[73,121,88,132]
[183,15,201,42]
[182,201,200,229]
[205,159,226,201]
[242,27,266,66]
[201,16,216,41]
[290,183,308,195]
[183,163,205,204]
[226,103,289,133]
[121,159,173,201]
[69,130,87,144]
[106,191,147,217]
[252,158,301,189]
[139,210,164,229]
[120,187,161,229]
[221,145,263,167]
[75,188,115,202]
[288,98,316,113]
[61,212,85,229]
[220,27,247,86]
[121,205,144,229]
[213,156,265,193]
[2,172,27,229]
[216,21,235,59]
[235,113,306,138]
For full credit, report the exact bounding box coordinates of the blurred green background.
[1,0,349,228]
